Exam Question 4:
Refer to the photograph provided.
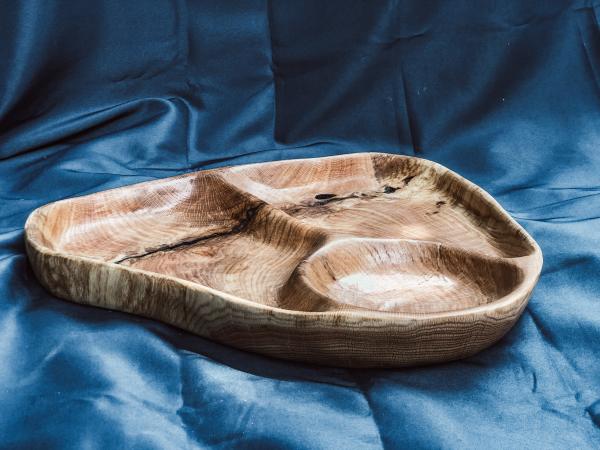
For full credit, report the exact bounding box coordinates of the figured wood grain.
[25,153,543,367]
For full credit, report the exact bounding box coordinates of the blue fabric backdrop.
[1,1,600,448]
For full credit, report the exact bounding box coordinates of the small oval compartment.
[284,239,524,314]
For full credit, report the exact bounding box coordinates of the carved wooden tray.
[25,153,542,367]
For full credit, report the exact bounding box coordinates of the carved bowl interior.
[288,239,524,314]
[25,153,542,367]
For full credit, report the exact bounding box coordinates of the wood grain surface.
[25,153,543,367]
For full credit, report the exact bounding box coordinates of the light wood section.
[25,153,542,367]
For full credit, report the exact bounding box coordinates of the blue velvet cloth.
[1,1,600,448]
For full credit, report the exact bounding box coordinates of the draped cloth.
[1,1,599,448]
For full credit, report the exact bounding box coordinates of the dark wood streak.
[113,204,265,264]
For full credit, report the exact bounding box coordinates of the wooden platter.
[25,153,543,367]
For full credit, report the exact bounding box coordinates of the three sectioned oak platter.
[25,153,542,368]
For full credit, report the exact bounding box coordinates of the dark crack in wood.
[114,204,264,264]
